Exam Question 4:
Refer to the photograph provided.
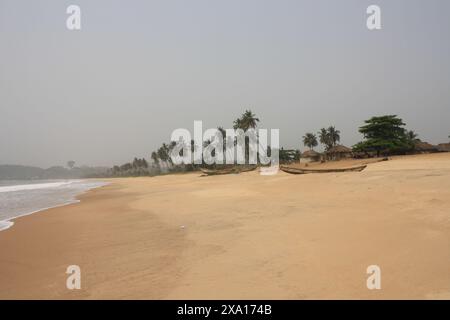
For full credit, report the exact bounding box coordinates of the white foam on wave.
[0,180,108,232]
[0,181,80,193]
[0,220,14,231]
[0,199,81,232]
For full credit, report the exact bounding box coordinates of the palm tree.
[232,118,242,130]
[404,130,420,152]
[242,110,259,130]
[151,151,159,165]
[216,126,227,151]
[327,126,340,147]
[318,128,331,150]
[217,126,226,137]
[233,109,259,131]
[186,139,200,169]
[232,110,260,164]
[157,143,171,169]
[168,141,177,165]
[318,126,341,150]
[407,130,419,141]
[302,133,318,150]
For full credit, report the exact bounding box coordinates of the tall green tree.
[151,151,159,165]
[232,110,260,164]
[406,130,419,141]
[353,115,411,156]
[318,128,331,150]
[217,126,228,153]
[157,143,172,168]
[233,110,259,131]
[151,151,160,173]
[318,126,341,150]
[327,126,340,147]
[404,129,422,152]
[302,133,318,150]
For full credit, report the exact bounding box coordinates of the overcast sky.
[1,0,449,168]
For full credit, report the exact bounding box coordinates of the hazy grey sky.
[1,0,449,167]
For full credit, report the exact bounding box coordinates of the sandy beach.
[0,153,449,299]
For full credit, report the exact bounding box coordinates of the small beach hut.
[326,145,353,161]
[300,150,321,163]
[414,141,439,153]
[437,143,450,152]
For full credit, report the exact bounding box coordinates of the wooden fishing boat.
[238,165,258,173]
[280,164,367,175]
[200,165,257,176]
[200,167,235,175]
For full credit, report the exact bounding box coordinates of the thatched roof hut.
[300,150,321,163]
[302,150,320,157]
[326,145,352,160]
[414,141,439,153]
[327,145,352,154]
[437,143,450,152]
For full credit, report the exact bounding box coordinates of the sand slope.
[0,153,449,299]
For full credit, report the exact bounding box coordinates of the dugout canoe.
[280,164,367,175]
[200,165,257,176]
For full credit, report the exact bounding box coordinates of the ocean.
[0,179,108,231]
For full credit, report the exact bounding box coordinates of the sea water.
[0,180,108,231]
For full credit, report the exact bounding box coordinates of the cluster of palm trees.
[302,126,341,151]
[150,142,177,172]
[109,157,149,177]
[168,109,260,169]
[102,112,442,178]
[107,110,262,177]
[302,125,421,155]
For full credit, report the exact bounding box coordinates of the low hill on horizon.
[0,164,108,180]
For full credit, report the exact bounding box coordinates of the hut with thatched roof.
[414,141,439,153]
[437,143,450,152]
[300,150,321,163]
[326,145,353,161]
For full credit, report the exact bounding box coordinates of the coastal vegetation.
[103,110,302,177]
[93,113,447,178]
[3,114,438,179]
[353,115,418,157]
[302,133,318,150]
[318,126,341,151]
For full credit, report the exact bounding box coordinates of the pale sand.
[0,153,449,299]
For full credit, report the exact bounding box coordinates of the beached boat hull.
[280,164,367,174]
[200,165,257,176]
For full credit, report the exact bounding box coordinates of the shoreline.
[0,180,108,232]
[0,181,188,299]
[0,200,81,232]
[0,153,449,299]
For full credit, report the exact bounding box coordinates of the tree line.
[301,115,425,157]
[101,113,443,177]
[302,126,341,151]
[104,110,286,177]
